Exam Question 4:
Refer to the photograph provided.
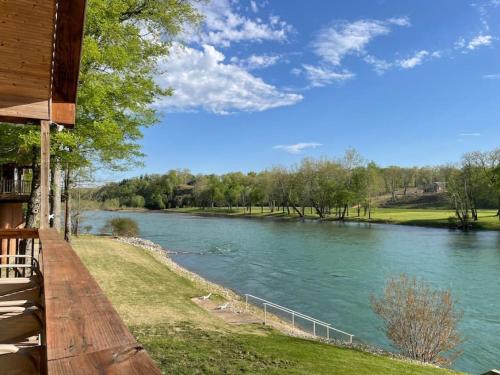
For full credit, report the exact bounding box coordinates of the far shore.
[95,206,500,231]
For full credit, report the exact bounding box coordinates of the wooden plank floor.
[39,229,161,374]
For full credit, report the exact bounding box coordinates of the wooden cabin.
[0,1,161,373]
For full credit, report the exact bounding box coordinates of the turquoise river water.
[82,211,500,374]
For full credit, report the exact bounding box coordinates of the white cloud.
[397,50,433,69]
[273,142,322,154]
[187,0,292,47]
[155,44,303,114]
[250,0,258,13]
[386,17,412,27]
[466,34,493,50]
[483,74,500,79]
[364,55,393,75]
[312,18,410,66]
[301,65,355,87]
[365,50,441,73]
[231,54,280,70]
[459,133,481,137]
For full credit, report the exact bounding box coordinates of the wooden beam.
[51,102,75,126]
[51,0,87,127]
[0,96,49,121]
[40,120,50,229]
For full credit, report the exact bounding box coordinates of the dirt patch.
[192,297,262,325]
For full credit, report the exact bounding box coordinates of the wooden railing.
[0,229,40,278]
[0,228,161,374]
[0,179,32,195]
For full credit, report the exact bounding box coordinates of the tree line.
[89,148,499,227]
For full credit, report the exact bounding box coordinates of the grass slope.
[165,207,500,231]
[72,236,460,375]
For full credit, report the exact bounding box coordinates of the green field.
[72,236,461,374]
[164,207,500,231]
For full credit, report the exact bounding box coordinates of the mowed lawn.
[351,208,499,230]
[72,236,461,375]
[166,207,500,231]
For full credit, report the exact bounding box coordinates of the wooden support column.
[40,120,50,229]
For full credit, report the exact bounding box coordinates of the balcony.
[0,180,32,202]
[0,229,161,374]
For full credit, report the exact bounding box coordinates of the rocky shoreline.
[114,236,446,371]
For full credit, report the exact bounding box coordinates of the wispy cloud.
[300,65,354,87]
[483,74,500,79]
[365,50,441,74]
[156,44,303,114]
[466,34,493,50]
[273,142,322,154]
[459,133,481,137]
[230,54,281,70]
[250,0,258,13]
[186,0,293,47]
[397,50,441,69]
[472,0,500,32]
[312,17,410,66]
[304,17,411,82]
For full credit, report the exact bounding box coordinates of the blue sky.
[106,0,500,181]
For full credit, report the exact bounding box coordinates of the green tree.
[3,0,200,232]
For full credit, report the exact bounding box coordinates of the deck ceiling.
[0,0,86,127]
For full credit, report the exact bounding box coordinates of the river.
[82,210,500,373]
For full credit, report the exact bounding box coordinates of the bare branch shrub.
[371,274,462,366]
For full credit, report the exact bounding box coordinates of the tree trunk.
[339,205,348,220]
[313,203,324,219]
[25,150,41,228]
[290,203,304,217]
[497,195,500,219]
[51,161,62,231]
[64,166,72,242]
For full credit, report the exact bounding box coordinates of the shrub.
[101,218,139,237]
[130,195,146,208]
[371,274,462,366]
[102,198,120,210]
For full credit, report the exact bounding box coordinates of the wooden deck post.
[40,120,50,229]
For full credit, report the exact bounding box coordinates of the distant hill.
[378,192,452,209]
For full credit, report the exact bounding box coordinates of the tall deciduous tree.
[8,0,200,233]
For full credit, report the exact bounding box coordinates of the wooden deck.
[0,229,161,374]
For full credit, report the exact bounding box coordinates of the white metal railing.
[244,294,354,344]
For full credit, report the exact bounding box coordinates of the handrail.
[0,229,40,278]
[245,293,354,344]
[0,179,32,195]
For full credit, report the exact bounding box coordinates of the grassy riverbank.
[164,207,500,231]
[72,236,460,374]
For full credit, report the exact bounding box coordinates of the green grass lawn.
[165,207,500,231]
[72,236,461,375]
